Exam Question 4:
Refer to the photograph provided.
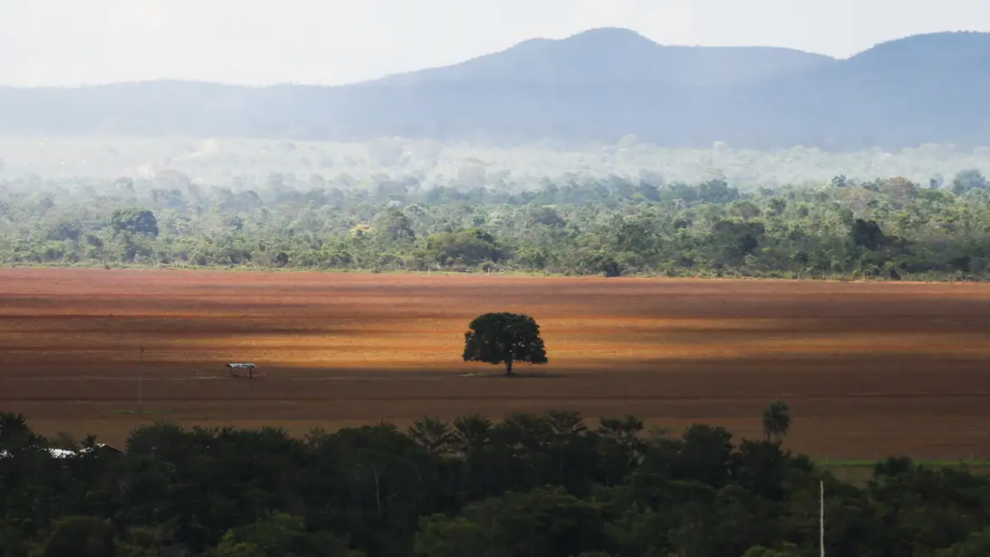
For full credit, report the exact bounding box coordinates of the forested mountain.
[0,30,988,149]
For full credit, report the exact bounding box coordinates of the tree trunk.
[505,358,514,376]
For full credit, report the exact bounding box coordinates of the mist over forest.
[2,130,989,281]
[1,135,989,191]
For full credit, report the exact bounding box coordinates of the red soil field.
[2,267,990,459]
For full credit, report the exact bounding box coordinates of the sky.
[2,0,989,87]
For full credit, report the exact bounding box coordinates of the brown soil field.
[3,267,990,459]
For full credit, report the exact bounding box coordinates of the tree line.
[2,404,990,557]
[2,170,990,280]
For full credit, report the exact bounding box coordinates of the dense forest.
[2,407,990,557]
[2,168,990,280]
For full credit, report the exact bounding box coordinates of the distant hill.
[0,29,988,150]
[366,28,836,87]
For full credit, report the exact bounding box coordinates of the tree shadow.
[458,370,562,379]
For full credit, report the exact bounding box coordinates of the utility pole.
[138,346,144,407]
[820,480,825,557]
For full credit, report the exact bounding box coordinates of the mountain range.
[1,28,989,150]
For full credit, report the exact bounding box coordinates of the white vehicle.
[226,363,257,379]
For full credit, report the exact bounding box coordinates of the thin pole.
[820,480,825,557]
[138,346,144,406]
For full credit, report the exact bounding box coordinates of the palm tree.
[762,399,792,442]
[451,414,493,454]
[408,417,453,456]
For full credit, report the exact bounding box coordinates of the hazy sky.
[3,0,989,87]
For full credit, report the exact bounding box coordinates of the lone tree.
[463,313,548,376]
[762,399,792,442]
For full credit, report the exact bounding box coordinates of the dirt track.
[2,267,990,459]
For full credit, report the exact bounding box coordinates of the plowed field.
[3,267,990,459]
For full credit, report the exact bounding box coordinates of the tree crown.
[462,312,548,372]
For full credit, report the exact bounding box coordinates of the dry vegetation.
[2,267,990,458]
